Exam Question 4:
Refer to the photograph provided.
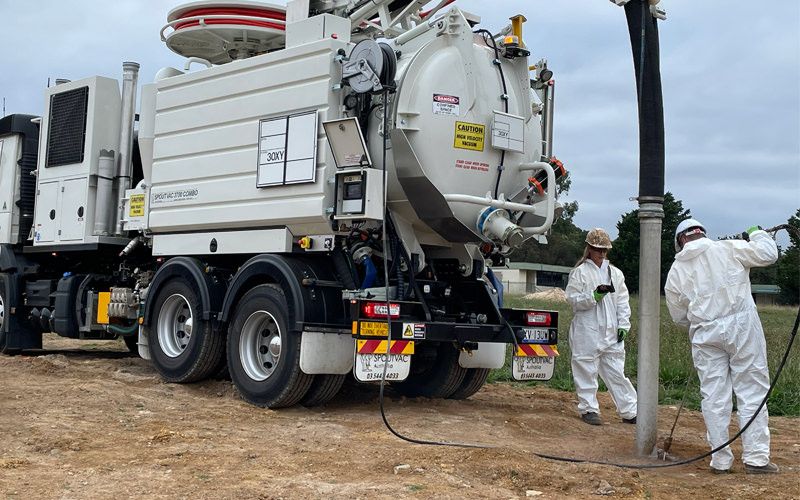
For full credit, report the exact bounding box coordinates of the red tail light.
[526,311,552,326]
[362,302,400,319]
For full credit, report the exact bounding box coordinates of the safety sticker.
[357,339,415,355]
[401,323,426,340]
[353,321,389,337]
[128,194,145,217]
[454,121,485,151]
[515,344,559,357]
[433,94,460,116]
[455,159,490,172]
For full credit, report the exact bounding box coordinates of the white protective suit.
[665,230,778,470]
[566,259,637,419]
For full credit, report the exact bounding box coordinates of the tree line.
[510,175,799,304]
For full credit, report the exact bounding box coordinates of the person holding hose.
[566,228,637,426]
[665,219,779,474]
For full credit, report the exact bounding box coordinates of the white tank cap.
[154,67,185,82]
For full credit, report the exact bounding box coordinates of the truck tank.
[144,4,558,269]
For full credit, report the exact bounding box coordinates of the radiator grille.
[46,86,88,167]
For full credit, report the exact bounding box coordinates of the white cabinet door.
[59,178,87,241]
[34,180,60,243]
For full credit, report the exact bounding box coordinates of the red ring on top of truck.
[174,7,287,31]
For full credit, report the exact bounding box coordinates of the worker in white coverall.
[665,219,779,474]
[566,228,637,426]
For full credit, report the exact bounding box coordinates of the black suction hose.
[375,89,489,449]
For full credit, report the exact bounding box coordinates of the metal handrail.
[443,161,556,235]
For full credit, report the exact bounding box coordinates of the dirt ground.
[1,335,797,499]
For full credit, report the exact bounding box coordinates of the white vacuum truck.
[0,0,565,407]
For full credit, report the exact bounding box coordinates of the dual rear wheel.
[150,279,486,407]
[226,284,344,408]
[148,278,225,383]
[392,342,490,400]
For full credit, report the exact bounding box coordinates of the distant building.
[490,262,573,295]
[751,284,781,306]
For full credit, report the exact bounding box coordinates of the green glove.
[593,290,607,302]
[617,328,628,342]
[746,225,762,235]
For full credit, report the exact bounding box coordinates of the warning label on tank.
[128,194,145,217]
[433,94,460,116]
[454,121,485,151]
[455,159,490,172]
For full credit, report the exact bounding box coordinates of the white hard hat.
[674,218,706,252]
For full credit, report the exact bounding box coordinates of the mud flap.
[0,272,42,351]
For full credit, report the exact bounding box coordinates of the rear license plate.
[520,327,550,343]
[512,355,556,381]
[354,352,411,382]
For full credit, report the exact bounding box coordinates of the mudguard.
[142,256,226,326]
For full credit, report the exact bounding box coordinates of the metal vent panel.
[46,86,88,167]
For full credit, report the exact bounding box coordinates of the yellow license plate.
[353,321,389,337]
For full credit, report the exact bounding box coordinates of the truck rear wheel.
[301,374,346,407]
[149,277,225,383]
[448,368,490,400]
[392,342,467,398]
[227,284,312,408]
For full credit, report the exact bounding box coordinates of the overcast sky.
[1,0,798,245]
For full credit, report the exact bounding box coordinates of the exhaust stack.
[115,61,140,235]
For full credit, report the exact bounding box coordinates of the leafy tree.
[610,192,690,293]
[776,209,800,305]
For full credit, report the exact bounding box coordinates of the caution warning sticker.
[454,121,485,151]
[129,194,145,217]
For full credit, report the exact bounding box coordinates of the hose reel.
[342,39,397,93]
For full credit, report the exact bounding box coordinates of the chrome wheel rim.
[239,310,282,381]
[157,294,193,358]
[0,291,5,331]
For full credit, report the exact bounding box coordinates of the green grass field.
[491,295,800,417]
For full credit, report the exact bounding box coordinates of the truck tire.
[392,342,467,398]
[227,284,312,408]
[448,368,490,400]
[149,277,225,383]
[301,374,346,407]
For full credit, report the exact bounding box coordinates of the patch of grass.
[492,295,799,416]
[407,484,425,492]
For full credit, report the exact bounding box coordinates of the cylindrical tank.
[94,149,116,235]
[366,13,545,246]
